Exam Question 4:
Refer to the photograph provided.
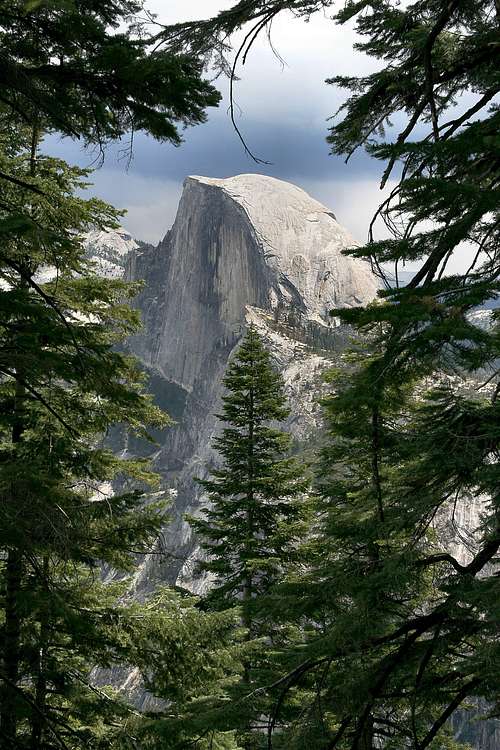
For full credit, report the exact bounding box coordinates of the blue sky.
[46,1,400,247]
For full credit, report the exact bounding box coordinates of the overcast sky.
[46,1,402,249]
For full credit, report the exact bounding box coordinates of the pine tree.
[0,2,220,743]
[0,126,172,746]
[121,587,246,750]
[0,1,220,151]
[0,124,255,747]
[188,327,309,748]
[271,341,473,749]
[190,328,308,632]
[315,2,499,744]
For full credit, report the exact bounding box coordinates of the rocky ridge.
[84,227,138,278]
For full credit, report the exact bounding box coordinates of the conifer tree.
[188,327,309,748]
[190,328,308,634]
[0,1,219,153]
[0,2,220,743]
[268,342,476,749]
[0,122,256,747]
[0,125,168,746]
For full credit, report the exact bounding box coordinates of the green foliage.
[190,328,309,623]
[0,1,221,746]
[316,3,500,741]
[185,328,310,748]
[1,0,498,748]
[0,123,173,745]
[123,589,247,750]
[0,0,220,147]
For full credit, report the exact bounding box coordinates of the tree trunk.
[360,715,374,750]
[243,371,255,684]
[1,247,30,742]
[242,556,253,686]
[371,404,384,523]
[1,548,23,744]
[30,558,49,749]
[1,107,40,750]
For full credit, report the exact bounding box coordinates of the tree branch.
[416,678,481,750]
[0,366,79,437]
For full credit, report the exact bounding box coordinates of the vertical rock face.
[128,174,377,390]
[123,173,378,592]
[85,175,498,744]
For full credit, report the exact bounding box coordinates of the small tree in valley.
[189,327,309,747]
[191,328,309,638]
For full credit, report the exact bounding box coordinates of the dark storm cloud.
[40,6,391,244]
[43,109,393,247]
[45,110,379,187]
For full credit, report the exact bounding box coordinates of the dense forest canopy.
[0,1,499,749]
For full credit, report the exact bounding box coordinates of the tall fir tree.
[188,327,309,748]
[0,124,168,746]
[0,1,221,744]
[190,327,308,630]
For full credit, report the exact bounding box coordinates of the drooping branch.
[1,254,87,374]
[228,11,277,164]
[0,366,79,437]
[0,169,45,196]
[0,672,71,750]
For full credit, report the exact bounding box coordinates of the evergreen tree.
[0,1,219,151]
[0,126,169,746]
[0,125,253,748]
[123,588,246,750]
[188,327,309,748]
[314,1,499,744]
[190,328,308,632]
[0,2,220,743]
[266,342,477,749]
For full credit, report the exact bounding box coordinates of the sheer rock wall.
[123,173,377,594]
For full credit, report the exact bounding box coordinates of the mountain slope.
[84,176,499,746]
[122,173,377,594]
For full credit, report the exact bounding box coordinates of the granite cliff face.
[84,175,498,744]
[126,174,376,390]
[122,173,377,593]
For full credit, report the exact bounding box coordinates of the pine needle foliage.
[0,2,223,742]
[190,328,309,630]
[188,328,309,749]
[0,2,236,748]
[0,0,220,149]
[0,123,171,747]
